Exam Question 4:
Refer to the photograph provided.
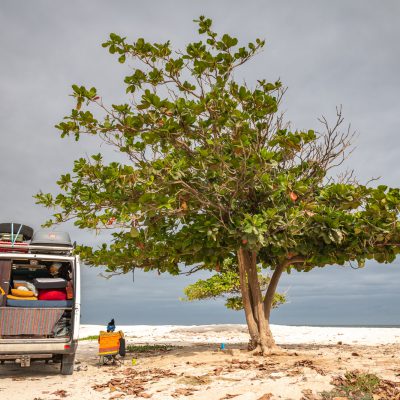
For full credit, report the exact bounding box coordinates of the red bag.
[38,289,67,301]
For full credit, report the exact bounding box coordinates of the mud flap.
[61,353,75,375]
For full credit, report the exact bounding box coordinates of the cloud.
[1,0,399,325]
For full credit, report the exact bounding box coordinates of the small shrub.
[321,371,381,400]
[79,335,99,341]
[126,344,177,353]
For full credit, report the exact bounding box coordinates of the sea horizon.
[80,322,400,329]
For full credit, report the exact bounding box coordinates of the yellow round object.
[11,289,34,297]
[7,295,37,300]
[131,358,137,366]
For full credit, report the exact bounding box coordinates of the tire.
[61,353,75,375]
[0,223,34,240]
[119,338,126,357]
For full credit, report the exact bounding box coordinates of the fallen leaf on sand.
[93,368,176,396]
[52,390,68,398]
[213,367,223,376]
[171,387,196,397]
[192,362,206,367]
[177,375,212,385]
[294,359,326,376]
[220,395,239,400]
[109,394,125,399]
[301,388,320,400]
[294,360,313,368]
[257,394,273,400]
[289,191,298,202]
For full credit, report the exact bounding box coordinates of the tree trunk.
[237,247,276,354]
[262,256,305,352]
[248,281,259,325]
[263,263,285,321]
[244,249,276,354]
[237,248,259,350]
[263,256,305,321]
[238,250,305,355]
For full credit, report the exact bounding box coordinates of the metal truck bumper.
[0,340,78,355]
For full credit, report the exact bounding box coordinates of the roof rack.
[0,243,74,255]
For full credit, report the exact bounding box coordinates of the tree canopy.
[183,268,286,311]
[36,16,400,354]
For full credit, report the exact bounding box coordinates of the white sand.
[2,324,400,400]
[80,323,400,345]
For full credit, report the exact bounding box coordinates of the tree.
[36,17,400,355]
[183,260,286,311]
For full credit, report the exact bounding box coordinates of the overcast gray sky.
[0,0,399,327]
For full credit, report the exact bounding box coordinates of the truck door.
[72,255,81,341]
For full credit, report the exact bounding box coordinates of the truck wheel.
[61,354,75,375]
[119,338,126,357]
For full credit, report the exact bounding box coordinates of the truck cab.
[0,225,80,375]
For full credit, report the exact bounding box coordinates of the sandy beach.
[1,324,399,400]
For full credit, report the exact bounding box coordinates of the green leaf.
[130,227,140,237]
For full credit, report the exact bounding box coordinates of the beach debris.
[222,358,280,374]
[294,359,314,368]
[109,394,125,399]
[219,394,239,399]
[257,394,273,400]
[320,371,400,400]
[51,389,68,398]
[74,363,88,372]
[171,387,198,397]
[176,374,212,385]
[351,352,360,357]
[92,367,176,397]
[293,359,326,376]
[191,362,206,367]
[229,359,255,370]
[300,389,320,400]
[374,379,400,399]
